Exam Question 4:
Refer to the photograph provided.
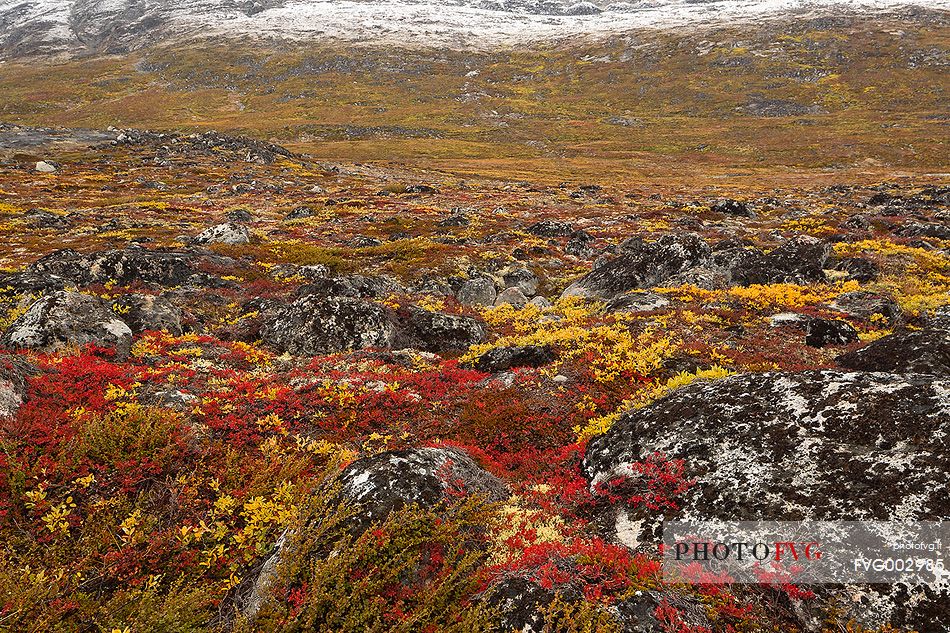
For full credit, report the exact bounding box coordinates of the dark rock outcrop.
[729,236,830,286]
[562,234,711,300]
[402,307,486,354]
[837,329,950,376]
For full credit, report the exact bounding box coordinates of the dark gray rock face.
[829,291,902,324]
[805,318,859,347]
[0,354,36,419]
[472,344,555,373]
[1,291,133,359]
[503,266,539,296]
[26,248,201,288]
[260,296,399,355]
[403,307,486,354]
[562,234,712,300]
[837,329,950,376]
[729,235,830,286]
[111,294,184,335]
[338,447,508,529]
[583,370,950,524]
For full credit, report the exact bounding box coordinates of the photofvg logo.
[662,521,950,586]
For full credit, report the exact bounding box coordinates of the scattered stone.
[1,291,132,359]
[35,161,57,173]
[0,354,36,419]
[583,370,950,524]
[729,235,830,286]
[502,267,539,296]
[285,206,314,220]
[403,307,486,354]
[832,256,879,282]
[25,247,217,288]
[805,318,859,347]
[225,208,254,222]
[768,312,812,329]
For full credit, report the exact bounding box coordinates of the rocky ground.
[0,127,948,631]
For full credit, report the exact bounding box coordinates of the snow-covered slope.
[1,0,947,57]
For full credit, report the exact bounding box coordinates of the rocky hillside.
[2,0,946,57]
[0,125,948,631]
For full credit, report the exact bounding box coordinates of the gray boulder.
[1,291,132,359]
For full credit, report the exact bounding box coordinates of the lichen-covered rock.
[828,291,902,324]
[561,234,712,300]
[0,354,36,419]
[194,222,250,245]
[338,447,508,529]
[456,277,497,307]
[111,294,184,335]
[472,345,555,373]
[729,235,830,286]
[805,318,859,347]
[261,296,398,355]
[837,329,950,376]
[1,291,133,359]
[26,247,203,288]
[604,291,671,314]
[583,371,950,525]
[403,307,486,353]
